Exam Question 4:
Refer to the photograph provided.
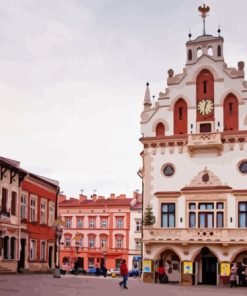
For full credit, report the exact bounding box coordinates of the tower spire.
[198,4,210,35]
[143,82,152,109]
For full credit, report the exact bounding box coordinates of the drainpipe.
[54,186,60,267]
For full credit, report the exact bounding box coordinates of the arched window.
[197,48,202,58]
[156,122,165,137]
[217,45,221,57]
[174,99,187,134]
[223,94,239,131]
[196,69,214,122]
[188,49,192,61]
[207,46,213,56]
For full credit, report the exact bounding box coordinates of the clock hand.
[204,101,208,114]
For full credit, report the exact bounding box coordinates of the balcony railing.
[187,132,223,155]
[0,210,10,219]
[143,228,247,244]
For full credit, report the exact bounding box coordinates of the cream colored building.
[140,10,247,285]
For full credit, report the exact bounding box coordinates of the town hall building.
[140,5,247,285]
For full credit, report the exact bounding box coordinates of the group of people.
[229,262,247,288]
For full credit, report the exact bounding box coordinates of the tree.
[143,205,155,226]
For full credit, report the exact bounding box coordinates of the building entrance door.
[202,257,217,285]
[19,239,26,269]
[48,246,53,268]
[77,257,84,269]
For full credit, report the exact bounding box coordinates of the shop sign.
[143,260,152,272]
[220,262,230,276]
[183,261,193,274]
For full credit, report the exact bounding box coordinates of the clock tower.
[140,4,247,286]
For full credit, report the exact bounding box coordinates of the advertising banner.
[183,261,193,274]
[143,260,152,272]
[220,262,231,276]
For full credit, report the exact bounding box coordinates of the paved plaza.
[0,274,246,296]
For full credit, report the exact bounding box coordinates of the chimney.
[118,194,126,199]
[58,194,66,203]
[98,196,105,200]
[79,194,87,202]
[92,194,97,202]
[110,194,115,199]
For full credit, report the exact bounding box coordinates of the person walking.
[119,259,129,289]
[230,263,237,288]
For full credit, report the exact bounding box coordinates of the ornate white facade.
[140,13,247,285]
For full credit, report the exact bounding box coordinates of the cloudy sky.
[0,0,247,198]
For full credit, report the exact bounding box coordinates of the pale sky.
[1,0,247,198]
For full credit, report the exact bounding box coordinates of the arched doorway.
[156,249,180,283]
[231,250,247,287]
[194,247,218,285]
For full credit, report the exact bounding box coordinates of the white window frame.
[116,237,123,249]
[135,240,141,250]
[30,239,37,261]
[48,202,55,226]
[30,195,37,222]
[40,199,47,224]
[101,238,107,248]
[101,219,107,228]
[77,219,83,228]
[116,219,123,229]
[20,193,27,220]
[89,219,95,229]
[65,218,71,228]
[40,240,46,261]
[89,237,95,248]
[136,220,142,232]
[65,237,71,247]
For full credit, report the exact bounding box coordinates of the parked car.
[87,265,96,275]
[128,269,140,277]
[69,267,87,275]
[107,268,121,277]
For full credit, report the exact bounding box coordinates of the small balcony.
[0,209,10,220]
[143,228,247,245]
[187,132,223,155]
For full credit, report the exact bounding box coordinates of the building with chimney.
[140,5,247,286]
[58,192,142,271]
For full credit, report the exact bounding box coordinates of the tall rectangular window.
[116,219,123,229]
[239,202,247,228]
[89,219,95,228]
[89,237,95,248]
[1,188,8,212]
[65,237,71,247]
[136,220,142,232]
[161,203,175,227]
[189,212,196,228]
[77,219,83,228]
[101,219,107,228]
[21,194,27,220]
[30,197,37,222]
[40,241,46,261]
[30,240,36,260]
[40,200,47,224]
[203,80,207,94]
[116,237,123,248]
[48,202,55,226]
[179,107,183,120]
[11,192,17,216]
[65,219,71,228]
[101,238,107,248]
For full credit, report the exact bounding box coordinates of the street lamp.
[52,217,66,278]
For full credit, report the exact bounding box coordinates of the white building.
[140,6,247,286]
[128,193,142,270]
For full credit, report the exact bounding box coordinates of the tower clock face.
[197,99,214,115]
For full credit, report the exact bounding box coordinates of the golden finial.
[198,4,210,35]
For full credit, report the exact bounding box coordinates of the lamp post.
[52,217,65,278]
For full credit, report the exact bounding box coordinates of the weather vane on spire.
[198,4,210,36]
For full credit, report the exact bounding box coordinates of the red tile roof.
[59,198,133,207]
